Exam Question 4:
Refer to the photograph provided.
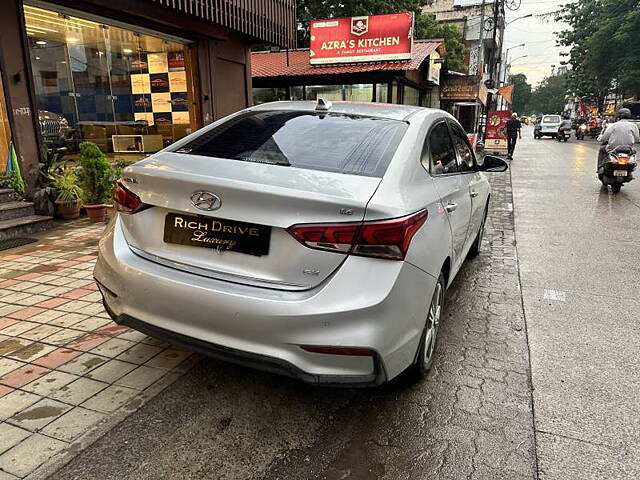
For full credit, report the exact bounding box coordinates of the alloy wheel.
[423,281,443,369]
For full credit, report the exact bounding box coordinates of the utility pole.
[477,0,487,139]
[482,0,504,144]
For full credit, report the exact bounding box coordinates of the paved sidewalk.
[0,219,192,479]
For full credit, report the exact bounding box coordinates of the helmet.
[512,112,518,118]
[616,108,632,119]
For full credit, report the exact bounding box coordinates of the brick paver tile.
[117,329,147,343]
[0,386,14,399]
[89,338,134,358]
[0,321,39,337]
[76,303,105,316]
[41,407,106,442]
[7,398,72,432]
[7,307,46,320]
[94,324,129,337]
[81,384,138,413]
[0,305,22,317]
[0,338,32,357]
[41,329,86,346]
[50,377,108,405]
[0,359,24,377]
[8,343,57,363]
[12,273,42,282]
[13,294,49,307]
[144,348,191,370]
[75,255,97,262]
[55,300,92,313]
[117,343,164,365]
[0,365,50,389]
[85,359,137,383]
[0,423,30,456]
[56,353,107,376]
[61,288,93,300]
[22,370,78,397]
[47,312,88,328]
[32,348,83,370]
[71,317,111,332]
[66,333,109,352]
[115,365,166,390]
[0,390,41,420]
[19,325,62,342]
[34,297,71,309]
[0,318,18,331]
[0,433,67,477]
[28,309,66,324]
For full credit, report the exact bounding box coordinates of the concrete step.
[0,189,15,203]
[0,201,35,221]
[0,215,54,242]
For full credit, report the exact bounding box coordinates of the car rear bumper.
[94,216,436,385]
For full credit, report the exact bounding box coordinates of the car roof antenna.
[316,98,332,112]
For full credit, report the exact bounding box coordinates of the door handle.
[445,202,458,213]
[470,190,479,198]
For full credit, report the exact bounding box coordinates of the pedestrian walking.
[506,113,522,160]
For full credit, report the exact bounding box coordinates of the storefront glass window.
[376,83,389,103]
[24,4,195,163]
[291,86,304,101]
[253,88,287,104]
[304,85,373,102]
[403,86,420,106]
[391,82,399,104]
[305,85,344,101]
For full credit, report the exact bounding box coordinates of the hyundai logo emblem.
[190,191,222,211]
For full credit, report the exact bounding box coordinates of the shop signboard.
[309,12,413,65]
[485,110,511,151]
[441,76,479,101]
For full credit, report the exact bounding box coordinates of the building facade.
[252,41,446,109]
[0,0,295,194]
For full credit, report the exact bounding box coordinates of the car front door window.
[450,127,476,172]
[425,122,458,175]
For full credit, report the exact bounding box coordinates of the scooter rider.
[597,108,640,168]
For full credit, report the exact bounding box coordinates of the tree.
[557,0,640,107]
[527,73,568,115]
[509,73,532,115]
[295,0,467,72]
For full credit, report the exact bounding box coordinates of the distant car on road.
[534,114,563,139]
[95,100,508,386]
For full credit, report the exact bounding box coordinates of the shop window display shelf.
[112,134,164,153]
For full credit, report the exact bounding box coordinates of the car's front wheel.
[407,273,445,380]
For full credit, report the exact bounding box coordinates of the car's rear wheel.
[407,273,445,380]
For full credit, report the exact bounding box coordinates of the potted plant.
[104,160,130,222]
[77,141,113,223]
[53,170,83,219]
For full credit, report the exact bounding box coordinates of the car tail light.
[287,209,428,260]
[301,345,374,356]
[114,182,149,214]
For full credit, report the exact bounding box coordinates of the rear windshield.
[174,110,407,177]
[543,115,561,123]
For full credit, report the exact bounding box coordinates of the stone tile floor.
[0,219,192,479]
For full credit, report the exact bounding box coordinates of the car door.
[449,123,488,252]
[424,121,472,270]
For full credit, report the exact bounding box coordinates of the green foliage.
[295,0,467,72]
[53,170,83,206]
[77,141,112,205]
[527,73,569,115]
[557,0,640,106]
[509,73,532,115]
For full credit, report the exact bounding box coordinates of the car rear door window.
[425,122,458,175]
[450,126,475,172]
[174,110,407,178]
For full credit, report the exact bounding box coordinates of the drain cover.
[0,237,38,252]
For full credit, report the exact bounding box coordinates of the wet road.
[49,153,537,478]
[512,129,640,479]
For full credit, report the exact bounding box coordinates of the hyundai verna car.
[95,100,508,386]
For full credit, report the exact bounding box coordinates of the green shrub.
[77,141,112,205]
[53,169,83,206]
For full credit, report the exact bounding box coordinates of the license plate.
[614,170,628,177]
[163,213,271,256]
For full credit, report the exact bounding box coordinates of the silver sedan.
[95,100,508,385]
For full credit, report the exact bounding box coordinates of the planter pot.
[55,201,81,220]
[85,204,107,223]
[105,204,116,223]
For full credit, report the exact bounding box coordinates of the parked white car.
[534,114,563,139]
[95,101,508,386]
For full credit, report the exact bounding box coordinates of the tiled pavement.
[0,219,193,479]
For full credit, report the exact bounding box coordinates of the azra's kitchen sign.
[309,12,413,65]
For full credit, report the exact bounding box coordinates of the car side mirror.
[477,155,509,172]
